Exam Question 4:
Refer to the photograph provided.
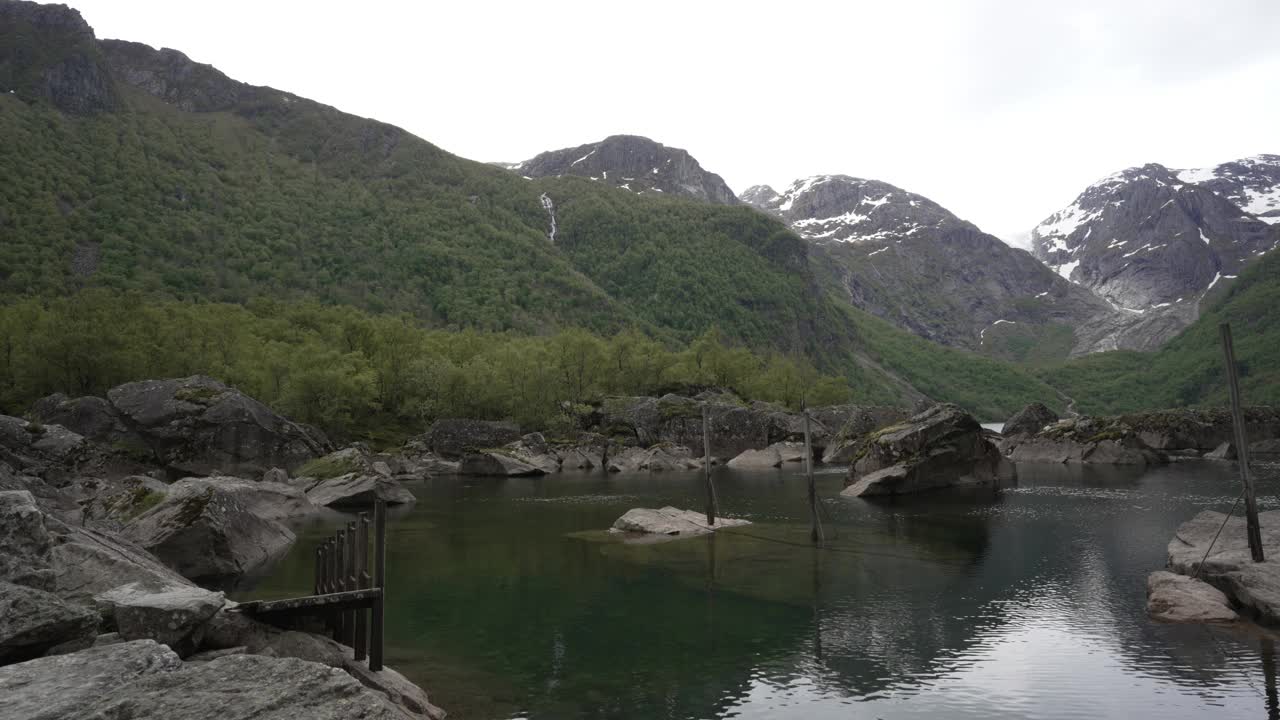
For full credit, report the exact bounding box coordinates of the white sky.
[70,0,1280,247]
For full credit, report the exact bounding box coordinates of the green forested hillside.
[0,13,1073,423]
[1040,249,1280,415]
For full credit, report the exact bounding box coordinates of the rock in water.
[1166,509,1280,624]
[0,581,100,665]
[124,482,295,587]
[32,376,328,477]
[94,583,225,655]
[726,442,807,469]
[305,473,417,507]
[419,418,522,459]
[169,476,317,520]
[1001,402,1059,438]
[1146,571,1238,623]
[610,506,750,538]
[842,404,1014,497]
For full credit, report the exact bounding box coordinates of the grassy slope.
[1039,249,1280,415]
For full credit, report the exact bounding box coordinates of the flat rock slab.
[610,506,750,540]
[0,640,416,720]
[95,582,225,652]
[306,473,417,507]
[1167,509,1280,624]
[1146,571,1238,623]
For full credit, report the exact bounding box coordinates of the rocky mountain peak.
[0,0,118,114]
[1177,154,1280,225]
[741,174,964,243]
[509,135,739,205]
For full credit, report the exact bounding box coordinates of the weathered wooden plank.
[371,499,387,672]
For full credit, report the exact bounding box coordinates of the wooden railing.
[237,500,388,670]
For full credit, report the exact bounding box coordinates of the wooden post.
[702,405,717,526]
[344,522,358,647]
[1221,323,1264,562]
[370,499,387,672]
[353,513,369,661]
[335,529,347,640]
[314,546,324,597]
[804,410,822,546]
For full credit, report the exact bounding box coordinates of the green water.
[240,461,1280,719]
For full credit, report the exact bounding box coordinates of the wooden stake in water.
[804,410,822,546]
[702,405,718,526]
[370,499,387,671]
[1221,322,1264,562]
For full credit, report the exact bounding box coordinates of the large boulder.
[124,482,296,587]
[726,442,807,469]
[169,476,317,521]
[0,640,184,720]
[0,461,84,525]
[305,473,417,507]
[1001,402,1059,438]
[1166,509,1280,624]
[1006,416,1167,465]
[458,451,546,477]
[419,418,521,459]
[610,506,750,538]
[0,490,58,590]
[32,376,329,477]
[820,407,912,463]
[843,404,1015,498]
[606,444,699,473]
[94,582,225,656]
[0,414,92,481]
[68,474,170,530]
[1118,406,1280,452]
[0,581,100,665]
[1146,571,1238,623]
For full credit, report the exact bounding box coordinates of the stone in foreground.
[1145,571,1238,623]
[1166,509,1280,624]
[94,582,225,655]
[843,404,1014,497]
[610,506,750,539]
[0,581,100,665]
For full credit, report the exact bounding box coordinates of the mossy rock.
[296,454,361,480]
[174,385,225,406]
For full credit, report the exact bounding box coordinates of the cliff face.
[0,0,118,114]
[511,135,740,205]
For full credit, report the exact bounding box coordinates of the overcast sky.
[71,0,1280,246]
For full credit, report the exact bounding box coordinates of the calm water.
[240,460,1280,720]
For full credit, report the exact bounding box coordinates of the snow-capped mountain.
[504,135,739,205]
[1032,161,1278,312]
[1179,154,1280,224]
[743,175,1115,359]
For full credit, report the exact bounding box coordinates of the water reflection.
[241,462,1280,719]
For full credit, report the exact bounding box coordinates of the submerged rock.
[843,404,1014,497]
[1146,571,1238,623]
[610,506,750,538]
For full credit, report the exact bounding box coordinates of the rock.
[0,641,418,720]
[1252,439,1280,455]
[726,442,807,469]
[48,520,196,604]
[0,462,83,525]
[419,418,521,459]
[262,467,289,483]
[187,645,248,662]
[70,474,170,530]
[605,445,698,473]
[1146,571,1238,623]
[0,640,183,720]
[458,451,546,477]
[371,461,393,477]
[0,581,100,665]
[0,415,90,479]
[32,376,329,477]
[1124,406,1280,453]
[0,490,56,589]
[1166,509,1280,623]
[306,473,418,506]
[1006,416,1167,465]
[843,404,1014,497]
[170,476,317,521]
[820,407,911,464]
[94,582,225,655]
[494,436,562,473]
[124,482,296,587]
[610,506,750,538]
[1002,402,1059,438]
[1206,442,1237,460]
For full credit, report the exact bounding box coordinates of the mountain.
[0,0,1077,421]
[1042,244,1280,415]
[507,135,739,205]
[1031,160,1280,350]
[1179,155,1280,225]
[741,175,1116,363]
